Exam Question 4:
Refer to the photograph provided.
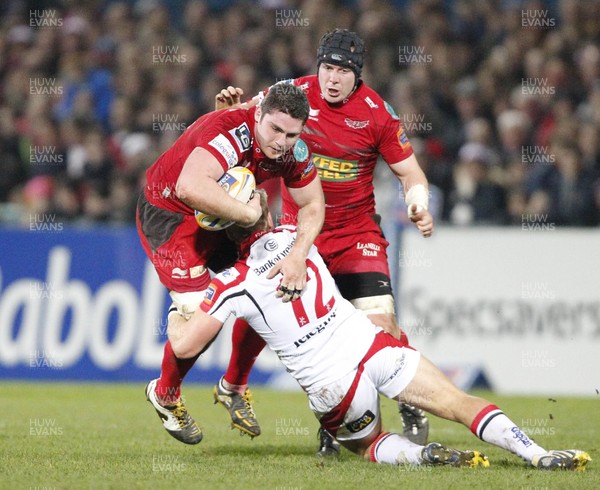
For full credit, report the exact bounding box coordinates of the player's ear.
[267,211,274,230]
[254,106,261,123]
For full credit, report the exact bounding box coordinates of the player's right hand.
[215,86,244,110]
[238,191,262,228]
[409,205,434,238]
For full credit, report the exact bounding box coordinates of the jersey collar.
[238,230,268,259]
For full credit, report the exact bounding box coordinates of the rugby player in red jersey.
[138,85,324,444]
[214,29,432,455]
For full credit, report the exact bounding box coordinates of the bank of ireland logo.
[264,239,278,251]
[293,139,309,162]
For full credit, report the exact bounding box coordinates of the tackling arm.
[267,177,325,301]
[389,153,434,237]
[176,147,261,227]
[286,177,325,259]
[169,309,224,359]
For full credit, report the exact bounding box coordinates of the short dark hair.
[226,189,270,244]
[260,84,309,124]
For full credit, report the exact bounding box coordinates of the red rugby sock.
[156,340,199,405]
[223,318,266,394]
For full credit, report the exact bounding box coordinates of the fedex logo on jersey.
[313,154,358,182]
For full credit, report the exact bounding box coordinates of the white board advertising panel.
[398,227,600,396]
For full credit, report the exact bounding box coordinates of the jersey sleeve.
[282,138,318,189]
[377,101,414,165]
[199,266,246,322]
[200,281,233,323]
[195,111,252,172]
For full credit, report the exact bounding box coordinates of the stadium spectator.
[0,0,599,227]
[527,139,598,226]
[446,142,507,225]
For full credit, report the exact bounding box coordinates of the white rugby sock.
[221,377,247,396]
[369,432,423,465]
[471,404,546,462]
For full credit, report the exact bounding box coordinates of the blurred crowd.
[0,0,599,227]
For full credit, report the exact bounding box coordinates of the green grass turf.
[1,382,597,489]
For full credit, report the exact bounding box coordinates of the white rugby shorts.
[309,331,420,442]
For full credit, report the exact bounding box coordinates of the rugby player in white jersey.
[153,190,590,471]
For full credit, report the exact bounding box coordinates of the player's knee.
[169,290,205,319]
[170,336,198,360]
[351,294,395,316]
[367,313,400,338]
[167,315,190,358]
[340,433,379,460]
[351,295,399,337]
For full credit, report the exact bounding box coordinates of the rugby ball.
[194,167,256,230]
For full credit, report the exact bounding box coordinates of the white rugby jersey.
[200,226,376,391]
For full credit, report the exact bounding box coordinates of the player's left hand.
[215,86,244,110]
[267,254,307,302]
[409,205,434,238]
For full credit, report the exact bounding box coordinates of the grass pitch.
[1,382,597,489]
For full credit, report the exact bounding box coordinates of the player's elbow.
[175,178,194,204]
[300,200,324,228]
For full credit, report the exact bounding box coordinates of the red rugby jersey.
[144,106,316,214]
[278,76,413,230]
